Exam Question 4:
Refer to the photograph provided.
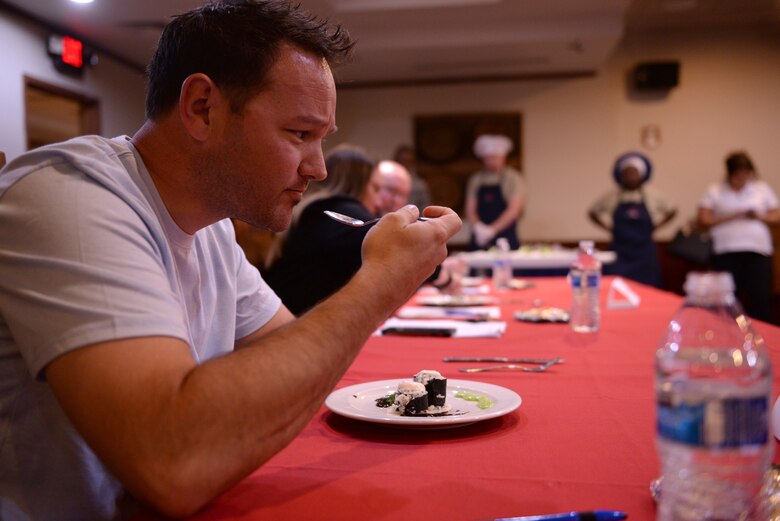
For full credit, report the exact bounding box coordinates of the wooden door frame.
[23,75,100,149]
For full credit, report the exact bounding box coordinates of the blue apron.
[469,183,520,251]
[609,194,662,287]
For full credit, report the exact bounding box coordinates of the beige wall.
[333,27,780,243]
[1,9,778,246]
[0,11,146,162]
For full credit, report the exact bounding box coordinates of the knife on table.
[443,356,564,365]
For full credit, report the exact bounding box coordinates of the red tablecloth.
[135,277,780,521]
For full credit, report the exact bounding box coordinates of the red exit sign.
[47,33,92,76]
[61,36,83,68]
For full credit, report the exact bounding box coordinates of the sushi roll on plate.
[393,381,429,416]
[414,370,447,408]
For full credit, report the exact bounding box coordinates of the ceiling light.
[70,0,95,4]
[329,0,500,12]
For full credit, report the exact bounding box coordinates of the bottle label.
[657,395,769,448]
[569,273,600,288]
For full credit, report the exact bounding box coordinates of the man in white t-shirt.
[0,3,461,520]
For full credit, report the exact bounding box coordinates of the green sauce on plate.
[454,390,494,409]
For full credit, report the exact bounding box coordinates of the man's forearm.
[146,266,406,514]
[48,208,459,518]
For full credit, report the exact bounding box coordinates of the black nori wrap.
[402,392,429,416]
[424,376,447,408]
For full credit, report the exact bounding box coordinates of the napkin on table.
[396,306,501,320]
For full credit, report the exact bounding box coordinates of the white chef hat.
[473,134,513,158]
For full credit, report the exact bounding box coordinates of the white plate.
[416,295,496,307]
[325,378,521,428]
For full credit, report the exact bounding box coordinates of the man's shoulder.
[1,135,134,195]
[6,135,131,168]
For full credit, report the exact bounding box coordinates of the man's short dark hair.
[145,0,355,120]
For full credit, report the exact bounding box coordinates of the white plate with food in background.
[325,378,521,428]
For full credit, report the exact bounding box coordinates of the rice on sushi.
[413,370,447,408]
[393,381,429,416]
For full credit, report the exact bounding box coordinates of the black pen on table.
[493,510,627,521]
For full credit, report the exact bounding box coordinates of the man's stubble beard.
[197,134,294,233]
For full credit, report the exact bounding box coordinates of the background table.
[134,276,780,521]
[462,247,616,271]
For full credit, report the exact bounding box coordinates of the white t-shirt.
[698,179,779,256]
[0,135,281,520]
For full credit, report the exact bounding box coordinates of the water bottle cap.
[683,271,735,297]
[496,237,510,252]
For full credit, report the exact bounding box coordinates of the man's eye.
[292,130,308,139]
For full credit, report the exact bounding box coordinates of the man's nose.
[302,149,327,181]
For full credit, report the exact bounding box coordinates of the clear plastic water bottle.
[568,240,601,332]
[492,237,512,291]
[655,271,773,521]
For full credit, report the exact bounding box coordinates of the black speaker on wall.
[632,61,680,91]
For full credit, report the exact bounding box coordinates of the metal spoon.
[324,210,430,227]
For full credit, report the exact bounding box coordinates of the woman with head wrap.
[588,151,677,288]
[698,151,780,321]
[465,134,525,250]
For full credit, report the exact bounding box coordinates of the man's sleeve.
[0,169,188,379]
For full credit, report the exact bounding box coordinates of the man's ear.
[178,73,222,142]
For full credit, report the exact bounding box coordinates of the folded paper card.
[396,306,501,320]
[607,277,641,309]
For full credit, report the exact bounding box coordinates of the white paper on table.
[396,306,501,320]
[375,318,507,338]
[460,285,491,295]
[414,283,489,296]
[607,277,641,309]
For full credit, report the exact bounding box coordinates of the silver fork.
[459,357,563,373]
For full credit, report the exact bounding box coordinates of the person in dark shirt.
[264,144,381,314]
[265,145,460,314]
